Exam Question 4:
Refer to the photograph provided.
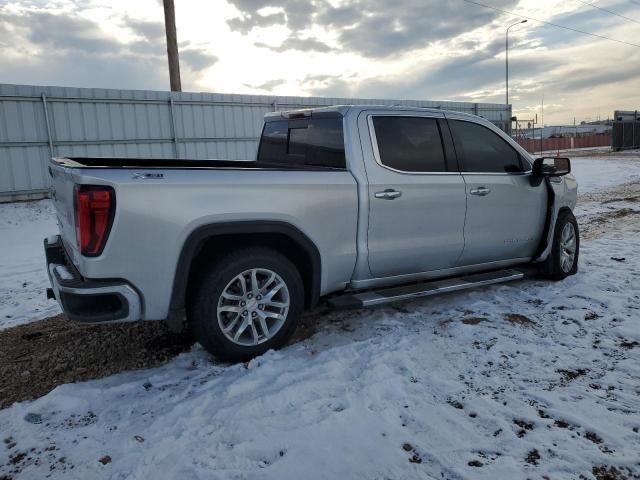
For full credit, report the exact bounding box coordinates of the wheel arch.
[166,221,321,332]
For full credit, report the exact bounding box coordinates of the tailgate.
[48,161,78,255]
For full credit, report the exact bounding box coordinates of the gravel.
[0,315,193,408]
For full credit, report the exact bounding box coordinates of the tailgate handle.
[375,189,402,200]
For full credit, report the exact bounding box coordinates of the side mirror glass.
[533,157,571,177]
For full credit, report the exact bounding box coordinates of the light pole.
[506,19,527,106]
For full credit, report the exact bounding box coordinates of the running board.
[328,269,525,309]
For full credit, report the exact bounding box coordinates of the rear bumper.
[44,235,142,323]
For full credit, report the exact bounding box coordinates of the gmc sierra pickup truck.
[45,105,579,361]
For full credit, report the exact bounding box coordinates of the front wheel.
[188,247,304,362]
[542,209,580,280]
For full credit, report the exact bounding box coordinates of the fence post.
[169,97,179,159]
[41,93,55,159]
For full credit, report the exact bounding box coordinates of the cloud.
[243,78,286,91]
[226,0,315,30]
[227,0,520,57]
[255,36,331,53]
[180,49,218,71]
[122,16,166,43]
[0,6,217,90]
[3,10,122,54]
[227,11,286,34]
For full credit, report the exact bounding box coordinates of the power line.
[575,0,640,25]
[462,0,640,48]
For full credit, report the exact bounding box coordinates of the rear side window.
[449,120,523,173]
[258,116,345,168]
[372,116,446,172]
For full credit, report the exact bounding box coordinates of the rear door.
[447,117,547,265]
[359,111,467,277]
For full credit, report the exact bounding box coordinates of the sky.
[0,0,639,125]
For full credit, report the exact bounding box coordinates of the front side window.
[449,120,523,173]
[372,116,446,172]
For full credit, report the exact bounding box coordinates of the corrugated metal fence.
[612,110,639,151]
[0,83,511,202]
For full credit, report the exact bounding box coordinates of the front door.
[360,112,467,278]
[447,118,547,266]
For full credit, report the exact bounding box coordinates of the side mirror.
[532,157,571,177]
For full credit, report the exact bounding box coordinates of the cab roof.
[263,104,483,122]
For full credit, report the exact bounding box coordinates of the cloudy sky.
[1,0,639,124]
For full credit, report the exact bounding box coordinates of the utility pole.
[163,0,182,92]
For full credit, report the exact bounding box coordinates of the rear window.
[258,116,346,169]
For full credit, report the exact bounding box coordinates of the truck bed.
[52,157,344,171]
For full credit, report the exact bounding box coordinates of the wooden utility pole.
[163,0,182,92]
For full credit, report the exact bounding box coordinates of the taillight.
[74,185,115,257]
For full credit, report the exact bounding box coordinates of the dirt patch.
[592,465,637,480]
[578,179,640,204]
[514,418,534,437]
[525,449,540,465]
[557,368,589,383]
[579,180,640,240]
[462,317,488,325]
[503,313,536,327]
[590,208,638,224]
[585,431,603,445]
[601,195,640,204]
[620,340,639,350]
[0,315,193,409]
[447,399,464,410]
[581,207,640,240]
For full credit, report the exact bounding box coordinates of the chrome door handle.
[375,189,402,200]
[470,187,491,196]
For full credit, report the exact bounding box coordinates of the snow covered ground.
[1,154,639,479]
[0,200,59,330]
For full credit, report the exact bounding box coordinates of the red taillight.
[74,185,115,257]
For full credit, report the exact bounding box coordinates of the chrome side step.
[328,269,525,309]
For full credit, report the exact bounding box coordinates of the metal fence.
[612,110,639,151]
[0,83,511,202]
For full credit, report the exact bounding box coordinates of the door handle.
[470,187,491,196]
[375,189,402,200]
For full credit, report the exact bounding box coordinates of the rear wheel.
[188,247,304,362]
[542,209,579,280]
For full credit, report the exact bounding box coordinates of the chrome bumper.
[45,235,142,323]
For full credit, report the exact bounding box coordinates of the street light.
[506,19,527,105]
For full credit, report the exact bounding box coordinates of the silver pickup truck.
[45,105,579,361]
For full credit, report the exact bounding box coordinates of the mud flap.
[533,176,559,263]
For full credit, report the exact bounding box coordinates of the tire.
[187,247,304,362]
[541,209,580,280]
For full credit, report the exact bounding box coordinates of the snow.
[571,156,640,193]
[1,154,640,478]
[0,200,60,330]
